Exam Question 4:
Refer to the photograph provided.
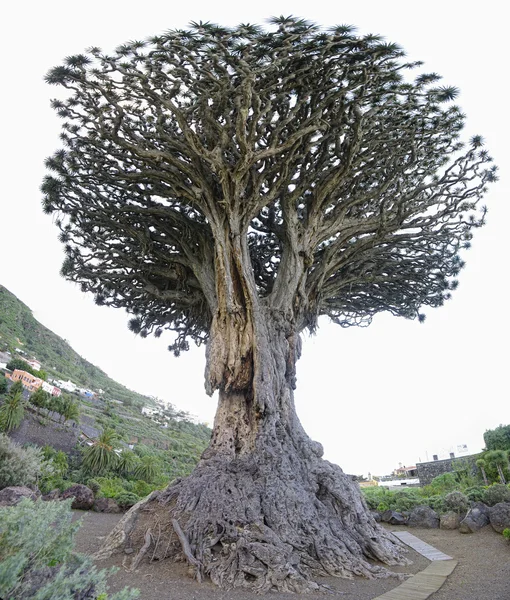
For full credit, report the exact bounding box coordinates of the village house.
[8,369,43,393]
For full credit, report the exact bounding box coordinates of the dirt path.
[72,512,509,599]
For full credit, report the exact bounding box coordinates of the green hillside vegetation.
[0,284,211,500]
[1,284,156,407]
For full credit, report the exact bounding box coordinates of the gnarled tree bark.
[98,293,408,592]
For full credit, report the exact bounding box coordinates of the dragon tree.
[42,17,496,592]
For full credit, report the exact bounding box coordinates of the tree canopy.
[42,17,497,359]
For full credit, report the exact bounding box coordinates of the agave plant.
[82,428,120,474]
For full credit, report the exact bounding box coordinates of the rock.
[42,489,61,501]
[408,506,439,528]
[489,502,510,534]
[440,511,461,530]
[0,486,38,506]
[61,484,94,510]
[459,503,490,533]
[380,510,407,525]
[93,497,121,513]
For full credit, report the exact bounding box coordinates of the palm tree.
[486,450,508,484]
[0,381,26,432]
[82,428,119,474]
[116,449,139,476]
[133,455,160,483]
[476,458,489,485]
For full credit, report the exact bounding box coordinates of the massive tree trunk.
[97,301,408,592]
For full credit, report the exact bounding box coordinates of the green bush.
[503,528,510,542]
[391,489,423,512]
[465,486,486,503]
[443,491,469,514]
[86,478,101,495]
[95,477,126,499]
[132,480,155,498]
[115,492,139,509]
[426,473,459,495]
[483,484,510,506]
[0,434,47,490]
[0,497,138,599]
[0,375,8,394]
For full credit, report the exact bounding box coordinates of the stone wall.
[9,411,79,453]
[416,454,481,485]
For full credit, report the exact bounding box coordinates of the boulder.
[489,502,510,534]
[408,506,439,528]
[61,484,94,510]
[42,489,61,501]
[440,511,461,530]
[380,510,407,525]
[370,510,381,522]
[459,502,490,533]
[0,486,38,507]
[93,497,121,513]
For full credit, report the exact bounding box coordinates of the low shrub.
[503,528,510,542]
[426,473,459,495]
[95,477,126,499]
[483,484,510,506]
[464,486,486,503]
[132,480,156,498]
[0,497,138,599]
[443,491,469,514]
[0,434,46,490]
[391,489,423,512]
[115,492,140,509]
[87,478,101,495]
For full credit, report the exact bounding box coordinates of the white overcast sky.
[1,0,508,477]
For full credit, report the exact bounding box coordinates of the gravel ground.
[72,512,509,600]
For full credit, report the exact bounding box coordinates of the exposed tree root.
[96,452,409,593]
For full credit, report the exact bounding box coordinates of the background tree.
[0,375,7,395]
[43,18,496,592]
[484,424,510,452]
[0,381,26,432]
[29,387,50,414]
[485,450,508,484]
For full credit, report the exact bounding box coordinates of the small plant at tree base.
[503,528,510,542]
[0,497,138,599]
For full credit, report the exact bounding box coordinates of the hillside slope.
[0,284,155,407]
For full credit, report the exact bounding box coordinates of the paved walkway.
[373,531,457,600]
[392,531,453,561]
